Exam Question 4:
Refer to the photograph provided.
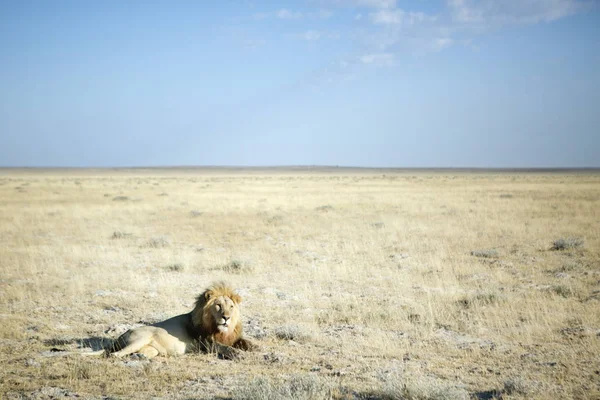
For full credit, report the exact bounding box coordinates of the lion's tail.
[79,349,107,357]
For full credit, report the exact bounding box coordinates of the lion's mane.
[191,281,244,347]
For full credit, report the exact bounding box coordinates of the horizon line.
[1,165,600,172]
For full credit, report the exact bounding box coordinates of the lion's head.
[191,282,243,341]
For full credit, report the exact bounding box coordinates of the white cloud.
[356,0,396,8]
[360,53,396,66]
[303,30,321,41]
[295,30,341,41]
[254,8,332,21]
[276,9,303,19]
[328,0,396,9]
[370,9,404,24]
[431,37,454,51]
[370,9,437,25]
[448,0,585,26]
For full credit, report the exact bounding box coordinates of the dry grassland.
[0,169,599,399]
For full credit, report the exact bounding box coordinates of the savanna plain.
[1,169,599,400]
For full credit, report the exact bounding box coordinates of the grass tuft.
[112,196,130,201]
[220,260,254,274]
[233,374,332,400]
[548,285,574,298]
[378,369,469,400]
[146,236,170,248]
[111,231,132,239]
[470,249,499,258]
[274,325,311,343]
[551,237,584,251]
[165,263,184,272]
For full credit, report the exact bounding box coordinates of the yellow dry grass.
[1,168,599,399]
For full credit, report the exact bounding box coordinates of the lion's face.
[193,283,244,338]
[207,295,240,333]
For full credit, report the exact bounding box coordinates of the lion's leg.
[232,337,255,351]
[137,345,160,359]
[110,340,148,358]
[201,339,240,360]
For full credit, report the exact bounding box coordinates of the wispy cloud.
[351,0,588,66]
[248,0,589,85]
[253,8,303,20]
[355,0,396,8]
[253,8,334,20]
[328,0,397,9]
[276,8,303,19]
[359,52,396,66]
[369,9,437,25]
[448,0,586,26]
[293,30,341,41]
[303,30,321,41]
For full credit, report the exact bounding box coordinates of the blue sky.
[1,0,599,167]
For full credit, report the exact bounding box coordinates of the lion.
[84,282,254,360]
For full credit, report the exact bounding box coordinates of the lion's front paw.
[218,346,242,361]
[233,337,257,351]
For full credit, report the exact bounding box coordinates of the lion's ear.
[204,290,214,300]
[231,293,242,304]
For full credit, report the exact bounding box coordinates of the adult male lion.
[86,282,253,360]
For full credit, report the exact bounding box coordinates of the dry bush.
[219,259,254,274]
[378,368,469,400]
[111,231,132,239]
[165,263,185,272]
[273,325,312,343]
[112,195,130,201]
[146,235,170,248]
[470,249,499,258]
[551,237,584,250]
[233,374,332,400]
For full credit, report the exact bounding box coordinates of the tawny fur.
[83,282,253,359]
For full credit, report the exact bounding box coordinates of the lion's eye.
[215,304,221,311]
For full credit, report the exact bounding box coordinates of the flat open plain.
[1,168,599,399]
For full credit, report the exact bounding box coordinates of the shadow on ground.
[43,337,115,351]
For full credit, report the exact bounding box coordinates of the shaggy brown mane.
[191,281,243,341]
[194,281,242,312]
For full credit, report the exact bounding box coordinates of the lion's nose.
[222,316,230,322]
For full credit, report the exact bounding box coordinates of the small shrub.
[274,325,311,343]
[457,292,501,309]
[112,196,130,201]
[379,370,469,400]
[221,260,253,274]
[470,249,499,258]
[190,210,203,217]
[233,374,332,400]
[69,362,92,380]
[559,262,581,272]
[549,285,574,298]
[111,231,132,239]
[165,263,184,272]
[551,237,584,251]
[499,193,513,198]
[502,377,530,396]
[146,236,170,248]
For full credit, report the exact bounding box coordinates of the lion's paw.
[218,347,242,361]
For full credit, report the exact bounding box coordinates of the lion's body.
[87,282,253,359]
